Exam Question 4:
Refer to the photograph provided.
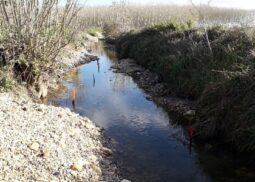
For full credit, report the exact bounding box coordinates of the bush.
[0,0,79,85]
[197,72,255,151]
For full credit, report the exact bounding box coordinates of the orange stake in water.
[71,88,77,105]
[188,126,194,139]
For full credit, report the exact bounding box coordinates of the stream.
[47,43,254,182]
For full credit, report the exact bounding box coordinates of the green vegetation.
[115,23,255,152]
[0,68,16,92]
[150,20,196,32]
[87,28,102,37]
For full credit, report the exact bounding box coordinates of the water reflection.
[93,74,96,87]
[47,43,255,182]
[97,60,100,73]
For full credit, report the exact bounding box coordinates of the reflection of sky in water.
[48,47,254,182]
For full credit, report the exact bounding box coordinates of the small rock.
[91,164,102,176]
[53,172,60,176]
[101,159,111,166]
[185,110,195,116]
[29,142,40,151]
[69,128,79,136]
[59,138,66,148]
[70,164,83,172]
[58,113,63,118]
[89,154,98,163]
[42,148,50,158]
[36,177,45,181]
[22,107,27,111]
[145,95,152,101]
[37,108,43,112]
[85,122,95,130]
[101,147,112,157]
[121,179,132,182]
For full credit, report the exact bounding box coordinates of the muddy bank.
[111,59,195,121]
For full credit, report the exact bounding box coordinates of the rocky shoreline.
[111,59,195,122]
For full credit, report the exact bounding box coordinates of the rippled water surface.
[48,44,255,182]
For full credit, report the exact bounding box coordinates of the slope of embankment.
[114,24,255,152]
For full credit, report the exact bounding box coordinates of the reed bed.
[78,3,254,31]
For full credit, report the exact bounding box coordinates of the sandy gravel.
[0,93,119,182]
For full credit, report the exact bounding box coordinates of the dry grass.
[78,3,254,31]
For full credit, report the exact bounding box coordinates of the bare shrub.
[0,0,79,84]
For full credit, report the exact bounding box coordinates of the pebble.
[42,148,50,158]
[121,179,132,182]
[91,164,102,176]
[101,147,113,157]
[185,110,195,116]
[30,142,40,151]
[70,164,83,172]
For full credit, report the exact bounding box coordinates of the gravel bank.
[57,48,99,71]
[0,93,120,182]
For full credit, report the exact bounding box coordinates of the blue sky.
[82,0,255,10]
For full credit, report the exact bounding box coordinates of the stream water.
[47,43,255,182]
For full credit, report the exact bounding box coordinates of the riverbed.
[47,43,255,182]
